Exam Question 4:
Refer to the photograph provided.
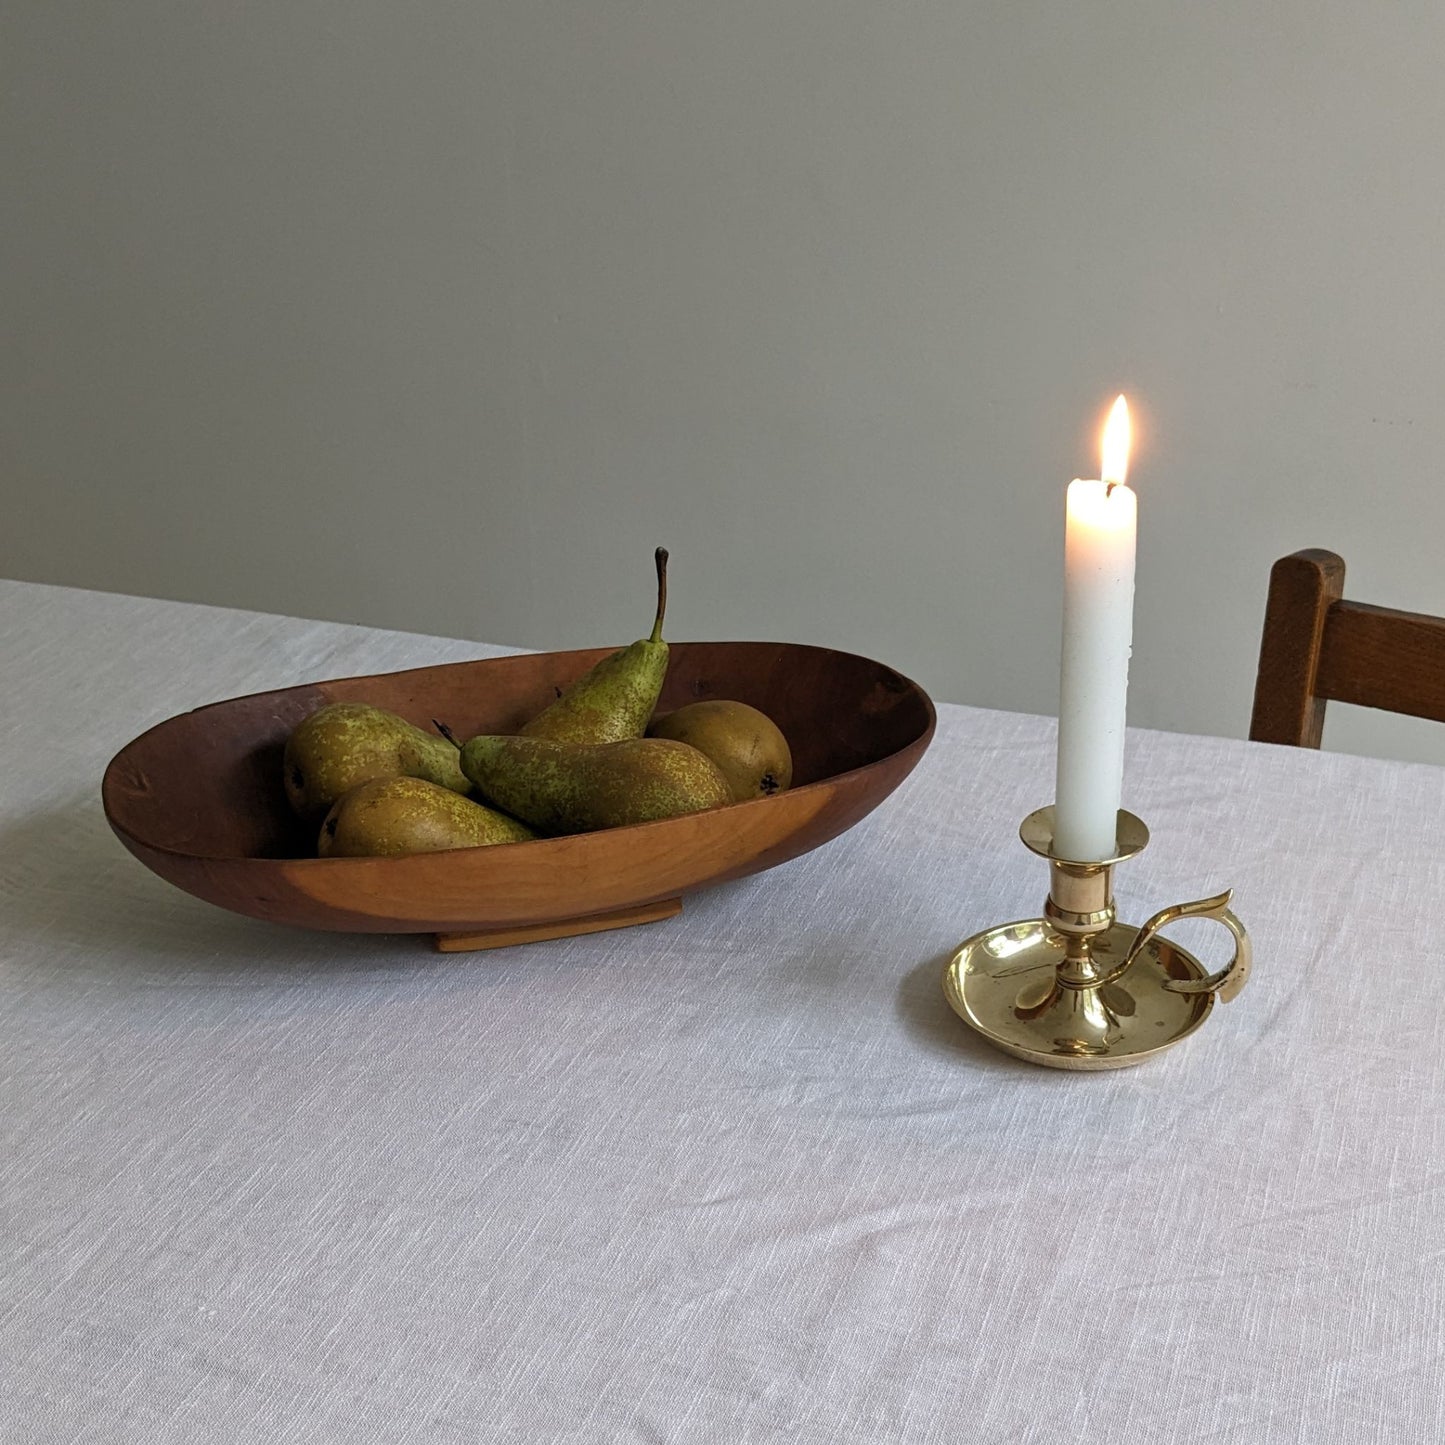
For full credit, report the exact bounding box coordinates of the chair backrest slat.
[1316,600,1445,722]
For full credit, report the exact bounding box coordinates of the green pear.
[318,776,534,857]
[459,734,731,834]
[521,548,671,743]
[284,702,470,821]
[649,700,793,801]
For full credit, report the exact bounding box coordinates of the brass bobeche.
[943,807,1250,1070]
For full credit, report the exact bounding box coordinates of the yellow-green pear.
[521,548,671,744]
[459,734,730,834]
[285,702,469,821]
[318,776,534,857]
[649,700,793,801]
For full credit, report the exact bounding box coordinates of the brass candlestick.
[943,807,1251,1069]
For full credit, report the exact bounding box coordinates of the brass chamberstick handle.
[1095,888,1252,1002]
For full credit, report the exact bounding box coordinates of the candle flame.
[1101,394,1131,488]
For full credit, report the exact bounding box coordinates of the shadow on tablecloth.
[893,952,1029,1074]
[0,791,412,978]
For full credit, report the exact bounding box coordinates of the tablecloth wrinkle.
[4,579,1445,1442]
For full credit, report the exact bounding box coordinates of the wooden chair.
[1250,549,1445,747]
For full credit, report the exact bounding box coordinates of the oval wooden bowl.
[103,642,935,947]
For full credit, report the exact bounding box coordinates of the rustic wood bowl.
[103,642,935,950]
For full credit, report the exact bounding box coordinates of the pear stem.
[651,547,669,644]
[432,719,462,751]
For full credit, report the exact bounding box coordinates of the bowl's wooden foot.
[433,896,683,953]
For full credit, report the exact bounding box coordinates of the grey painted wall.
[5,2,1445,765]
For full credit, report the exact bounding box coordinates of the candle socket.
[943,807,1250,1070]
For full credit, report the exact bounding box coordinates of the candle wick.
[1105,481,1117,497]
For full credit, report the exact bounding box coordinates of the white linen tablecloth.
[3,578,1444,1443]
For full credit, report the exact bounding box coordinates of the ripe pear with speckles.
[284,703,470,821]
[458,734,731,834]
[650,700,793,802]
[319,776,533,857]
[521,548,671,744]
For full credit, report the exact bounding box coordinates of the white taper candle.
[1053,396,1136,862]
